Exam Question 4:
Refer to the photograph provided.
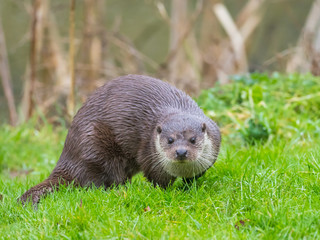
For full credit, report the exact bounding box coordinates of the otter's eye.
[190,137,196,144]
[168,137,174,144]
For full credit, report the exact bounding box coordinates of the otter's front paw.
[18,191,41,206]
[18,185,53,206]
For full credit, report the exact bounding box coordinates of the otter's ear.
[156,126,162,134]
[201,123,206,132]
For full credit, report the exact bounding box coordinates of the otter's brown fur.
[19,75,221,205]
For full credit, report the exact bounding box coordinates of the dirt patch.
[9,169,34,178]
[235,219,250,230]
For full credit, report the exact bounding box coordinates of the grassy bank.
[1,73,320,239]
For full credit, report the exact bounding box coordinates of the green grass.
[1,73,320,239]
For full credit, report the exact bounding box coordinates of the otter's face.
[155,116,215,178]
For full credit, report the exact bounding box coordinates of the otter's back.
[72,75,204,158]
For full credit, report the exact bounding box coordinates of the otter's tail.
[18,171,76,206]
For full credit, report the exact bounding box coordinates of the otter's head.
[155,114,217,178]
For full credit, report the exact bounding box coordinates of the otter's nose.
[176,149,188,160]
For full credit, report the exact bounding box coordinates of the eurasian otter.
[19,75,221,205]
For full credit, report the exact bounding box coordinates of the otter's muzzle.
[176,149,188,160]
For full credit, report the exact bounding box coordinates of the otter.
[19,75,221,205]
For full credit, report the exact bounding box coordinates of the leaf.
[252,85,263,103]
[144,206,151,212]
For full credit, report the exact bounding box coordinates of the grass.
[1,73,320,239]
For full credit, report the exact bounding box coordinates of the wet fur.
[19,75,221,205]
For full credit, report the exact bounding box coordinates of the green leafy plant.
[241,118,269,145]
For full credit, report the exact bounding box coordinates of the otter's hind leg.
[18,170,76,206]
[83,121,140,188]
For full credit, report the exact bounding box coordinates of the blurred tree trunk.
[287,0,320,75]
[22,0,70,123]
[25,0,70,120]
[201,0,264,85]
[77,0,106,98]
[68,0,76,117]
[167,0,202,95]
[0,17,18,126]
[23,0,43,121]
[199,0,222,88]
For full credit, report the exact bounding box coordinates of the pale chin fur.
[155,133,216,178]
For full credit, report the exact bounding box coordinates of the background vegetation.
[1,0,320,124]
[1,73,320,238]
